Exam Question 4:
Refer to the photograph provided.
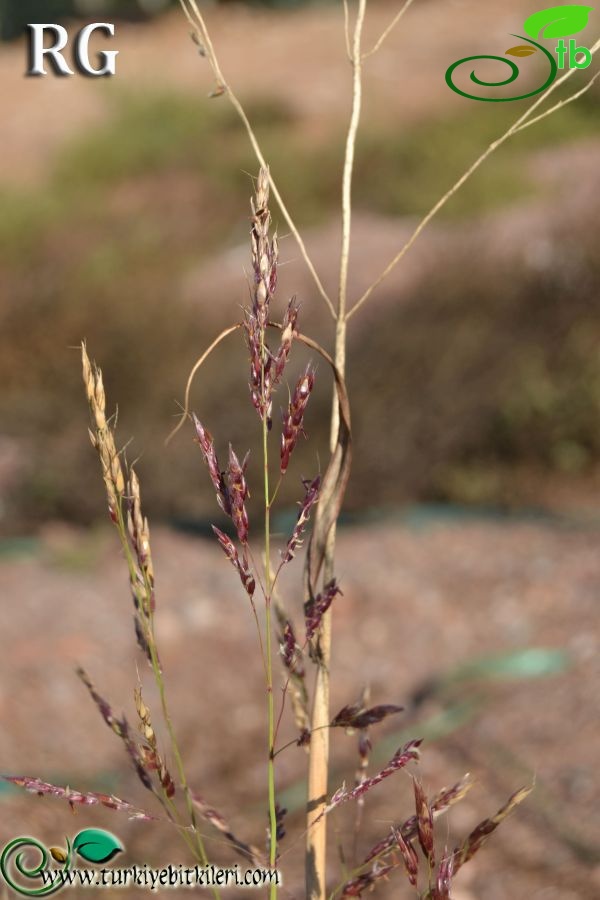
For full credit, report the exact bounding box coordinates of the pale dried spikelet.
[128,468,154,588]
[81,342,126,520]
[135,685,175,799]
[452,784,533,874]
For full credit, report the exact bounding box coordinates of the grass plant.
[4,1,599,896]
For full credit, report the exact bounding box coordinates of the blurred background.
[0,1,599,897]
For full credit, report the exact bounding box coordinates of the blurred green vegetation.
[0,86,598,529]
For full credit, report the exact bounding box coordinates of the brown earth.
[1,516,599,898]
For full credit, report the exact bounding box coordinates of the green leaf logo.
[72,829,123,864]
[505,44,539,56]
[524,4,594,39]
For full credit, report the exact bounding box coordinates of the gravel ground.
[1,516,599,898]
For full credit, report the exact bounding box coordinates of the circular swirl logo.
[445,4,594,102]
[0,837,71,897]
[445,36,557,102]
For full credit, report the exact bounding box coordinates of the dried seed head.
[81,344,127,523]
[128,469,154,590]
[81,342,95,405]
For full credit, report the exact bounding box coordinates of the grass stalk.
[305,0,364,893]
[260,268,279,897]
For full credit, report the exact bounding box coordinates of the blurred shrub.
[347,213,600,508]
[0,86,598,529]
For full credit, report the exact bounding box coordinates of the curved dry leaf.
[505,45,538,57]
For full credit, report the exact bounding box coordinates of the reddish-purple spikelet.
[245,311,271,422]
[305,579,342,642]
[363,773,473,864]
[392,827,419,887]
[413,776,435,868]
[435,850,454,898]
[244,167,279,425]
[280,365,315,474]
[226,446,250,545]
[325,739,422,814]
[192,792,262,866]
[212,526,255,597]
[134,616,153,666]
[193,415,231,515]
[451,785,533,875]
[341,863,395,897]
[275,802,287,842]
[3,777,157,820]
[331,703,404,730]
[77,668,153,792]
[280,620,304,677]
[273,296,300,384]
[297,728,311,747]
[283,475,320,563]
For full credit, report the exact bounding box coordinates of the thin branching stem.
[178,0,336,319]
[512,68,600,134]
[347,36,600,319]
[362,0,417,59]
[166,323,242,446]
[111,498,219,898]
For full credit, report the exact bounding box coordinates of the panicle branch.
[2,776,158,821]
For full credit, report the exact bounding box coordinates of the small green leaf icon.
[524,4,594,39]
[73,829,123,864]
[506,45,539,56]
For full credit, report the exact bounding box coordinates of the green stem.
[114,500,220,900]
